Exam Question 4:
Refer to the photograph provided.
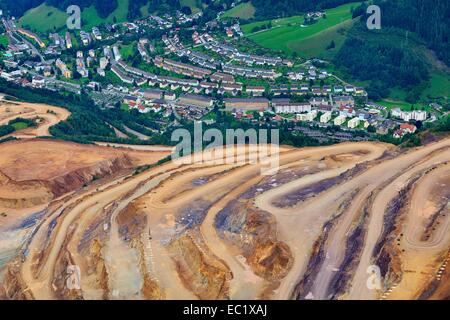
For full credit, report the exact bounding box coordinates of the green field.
[222,2,255,20]
[0,35,10,46]
[120,43,135,60]
[19,0,131,33]
[289,18,356,59]
[242,2,361,55]
[421,72,450,100]
[105,70,126,86]
[140,2,150,16]
[0,34,9,54]
[120,103,130,112]
[180,0,203,13]
[19,4,68,33]
[377,100,427,112]
[11,122,28,130]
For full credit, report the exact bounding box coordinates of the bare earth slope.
[0,99,71,138]
[1,137,450,300]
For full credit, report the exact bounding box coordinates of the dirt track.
[0,99,70,138]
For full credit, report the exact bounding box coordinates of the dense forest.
[333,0,449,102]
[334,28,430,101]
[373,0,449,66]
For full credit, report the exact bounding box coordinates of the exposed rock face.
[0,155,136,209]
[0,284,6,299]
[85,239,109,300]
[0,139,170,210]
[249,241,292,281]
[168,230,231,300]
[169,231,231,300]
[418,251,450,300]
[216,201,293,282]
[2,264,33,300]
[117,202,148,241]
[116,203,165,300]
[0,171,53,208]
[136,239,164,300]
[48,155,134,197]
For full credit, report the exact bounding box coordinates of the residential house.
[334,95,355,108]
[348,117,360,129]
[246,85,265,96]
[320,112,332,123]
[334,115,346,126]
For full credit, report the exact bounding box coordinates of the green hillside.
[289,18,355,60]
[333,21,449,105]
[242,2,361,55]
[180,0,203,13]
[19,0,134,33]
[0,35,9,46]
[19,4,68,33]
[222,2,255,19]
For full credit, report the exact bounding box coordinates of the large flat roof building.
[178,94,214,108]
[224,98,270,111]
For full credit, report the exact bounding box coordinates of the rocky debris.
[216,201,293,282]
[0,171,53,209]
[117,203,148,242]
[48,155,134,197]
[291,190,360,299]
[272,163,368,208]
[136,239,164,300]
[168,230,231,300]
[2,262,34,300]
[177,199,212,229]
[328,194,373,299]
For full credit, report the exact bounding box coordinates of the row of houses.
[122,87,420,139]
[154,56,212,79]
[224,98,362,129]
[272,99,313,113]
[269,84,365,97]
[182,49,221,70]
[137,39,151,63]
[111,60,360,108]
[164,35,220,70]
[112,60,355,104]
[204,41,288,67]
[222,64,280,80]
[210,71,235,84]
[111,64,134,84]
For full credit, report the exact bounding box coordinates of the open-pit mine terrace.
[0,97,70,139]
[1,135,450,300]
